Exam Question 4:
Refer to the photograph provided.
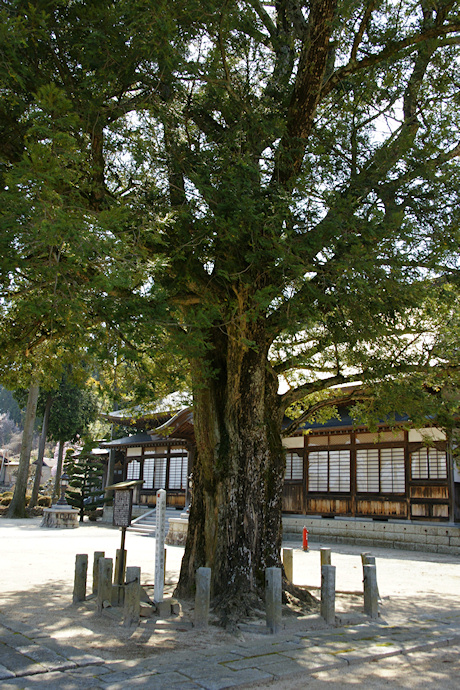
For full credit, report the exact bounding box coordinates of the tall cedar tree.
[1,2,460,616]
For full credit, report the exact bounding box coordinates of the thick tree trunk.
[176,318,285,622]
[29,393,52,509]
[8,382,39,518]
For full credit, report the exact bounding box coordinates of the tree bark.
[52,439,65,503]
[29,392,52,509]
[8,382,39,518]
[175,316,285,623]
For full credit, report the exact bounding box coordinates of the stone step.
[127,508,181,536]
[128,526,156,536]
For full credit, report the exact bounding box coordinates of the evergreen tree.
[65,445,105,521]
[1,1,460,616]
[46,371,99,500]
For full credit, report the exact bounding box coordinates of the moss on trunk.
[175,317,285,622]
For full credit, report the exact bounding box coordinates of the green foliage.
[46,370,98,444]
[0,4,459,453]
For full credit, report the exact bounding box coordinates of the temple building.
[101,400,459,522]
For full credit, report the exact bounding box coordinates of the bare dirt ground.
[1,517,459,668]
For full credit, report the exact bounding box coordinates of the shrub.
[0,495,12,505]
[37,495,52,507]
[88,508,103,521]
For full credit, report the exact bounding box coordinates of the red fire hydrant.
[302,526,309,551]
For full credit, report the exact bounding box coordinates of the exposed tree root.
[209,582,319,629]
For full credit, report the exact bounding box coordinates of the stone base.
[165,516,189,545]
[101,505,113,524]
[153,597,180,617]
[41,506,79,529]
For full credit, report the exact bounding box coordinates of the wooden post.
[282,548,293,582]
[123,566,141,627]
[265,567,282,634]
[114,546,127,586]
[321,564,335,625]
[361,553,380,600]
[73,554,88,604]
[363,564,379,619]
[97,557,113,614]
[320,547,331,566]
[194,567,211,629]
[93,551,105,595]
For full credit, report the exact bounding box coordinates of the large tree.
[1,1,460,617]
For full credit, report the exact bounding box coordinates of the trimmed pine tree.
[65,445,105,522]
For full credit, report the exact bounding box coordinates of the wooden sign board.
[113,489,133,528]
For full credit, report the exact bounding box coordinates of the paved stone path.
[1,609,460,689]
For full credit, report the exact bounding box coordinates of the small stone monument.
[41,471,79,528]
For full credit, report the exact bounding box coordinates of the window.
[380,448,405,493]
[329,450,351,491]
[143,458,155,489]
[285,451,303,481]
[411,448,447,480]
[126,459,140,480]
[356,449,379,492]
[154,458,167,489]
[169,453,188,489]
[308,450,350,492]
[357,447,405,493]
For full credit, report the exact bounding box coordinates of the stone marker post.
[124,566,141,627]
[265,567,282,634]
[73,554,88,604]
[93,551,105,595]
[282,548,293,582]
[363,564,379,618]
[97,557,113,614]
[321,564,336,625]
[361,553,380,600]
[194,567,211,629]
[154,489,167,605]
[320,547,331,566]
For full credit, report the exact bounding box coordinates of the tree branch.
[281,372,364,409]
[247,0,277,40]
[281,388,372,437]
[350,1,378,63]
[272,0,338,187]
[322,22,460,99]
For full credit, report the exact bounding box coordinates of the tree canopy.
[1,0,460,616]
